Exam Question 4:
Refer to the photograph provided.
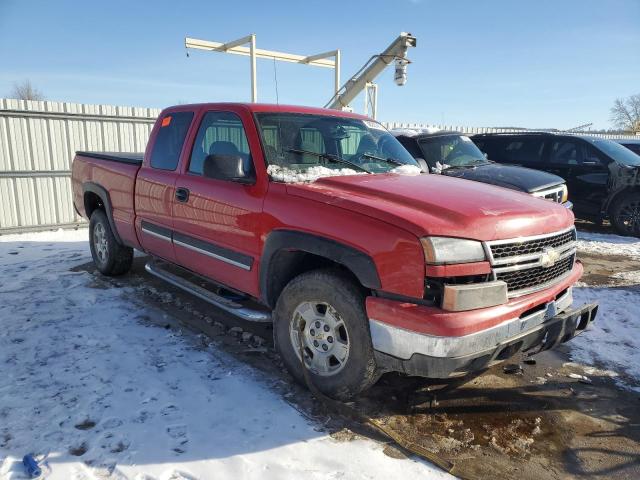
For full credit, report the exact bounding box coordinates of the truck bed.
[72,151,144,249]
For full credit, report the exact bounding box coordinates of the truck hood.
[286,173,574,241]
[442,164,565,193]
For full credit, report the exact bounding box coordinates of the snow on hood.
[391,127,441,137]
[389,164,422,175]
[267,163,421,183]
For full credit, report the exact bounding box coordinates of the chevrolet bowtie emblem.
[540,247,561,268]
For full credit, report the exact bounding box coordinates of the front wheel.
[610,193,640,237]
[273,269,379,400]
[89,210,133,276]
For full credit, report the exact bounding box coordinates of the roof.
[616,138,640,145]
[161,102,372,120]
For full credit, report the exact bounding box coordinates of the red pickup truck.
[72,103,597,399]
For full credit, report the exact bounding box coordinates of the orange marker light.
[161,116,172,127]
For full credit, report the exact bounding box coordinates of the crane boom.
[325,33,416,111]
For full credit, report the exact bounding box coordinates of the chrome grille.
[485,228,577,297]
[495,254,574,292]
[532,185,564,204]
[489,229,576,260]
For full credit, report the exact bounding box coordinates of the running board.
[144,261,272,323]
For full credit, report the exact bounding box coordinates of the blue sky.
[1,0,638,129]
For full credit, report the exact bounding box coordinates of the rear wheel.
[610,193,640,237]
[273,269,379,400]
[89,210,133,276]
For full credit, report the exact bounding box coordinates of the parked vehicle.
[617,139,640,156]
[72,103,597,399]
[393,130,571,207]
[473,132,640,236]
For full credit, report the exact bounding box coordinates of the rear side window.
[502,138,545,164]
[150,111,194,170]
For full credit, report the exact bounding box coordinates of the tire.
[610,193,640,237]
[273,269,379,400]
[89,209,133,276]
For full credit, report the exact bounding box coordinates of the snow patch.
[570,286,640,390]
[390,164,422,175]
[267,164,364,183]
[577,231,640,258]
[0,229,453,480]
[391,127,441,137]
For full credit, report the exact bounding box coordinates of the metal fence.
[0,99,160,233]
[1,99,638,234]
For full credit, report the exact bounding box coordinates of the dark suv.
[393,130,571,207]
[473,133,640,236]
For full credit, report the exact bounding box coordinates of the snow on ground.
[572,230,640,389]
[577,230,640,258]
[0,229,452,480]
[571,287,640,389]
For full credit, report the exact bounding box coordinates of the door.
[171,110,266,297]
[136,110,194,262]
[545,138,608,216]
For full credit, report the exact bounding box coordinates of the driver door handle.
[175,187,190,203]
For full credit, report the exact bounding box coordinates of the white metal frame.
[185,34,341,103]
[363,82,378,119]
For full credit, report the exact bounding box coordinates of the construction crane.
[325,32,417,114]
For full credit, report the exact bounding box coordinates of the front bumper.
[373,300,598,378]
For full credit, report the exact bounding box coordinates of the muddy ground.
[73,232,640,480]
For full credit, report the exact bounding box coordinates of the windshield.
[255,113,420,182]
[591,138,640,166]
[418,135,489,171]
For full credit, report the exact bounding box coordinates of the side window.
[150,111,194,170]
[582,145,608,166]
[503,138,545,165]
[549,140,581,165]
[189,111,251,175]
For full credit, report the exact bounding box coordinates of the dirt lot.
[74,230,640,480]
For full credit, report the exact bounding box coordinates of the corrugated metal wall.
[0,99,160,234]
[1,98,638,234]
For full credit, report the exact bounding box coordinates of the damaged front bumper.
[371,291,598,378]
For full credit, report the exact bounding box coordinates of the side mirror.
[203,154,254,184]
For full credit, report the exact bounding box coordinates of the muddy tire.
[610,192,640,237]
[273,269,379,400]
[89,210,133,276]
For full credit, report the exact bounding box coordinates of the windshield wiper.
[358,153,405,166]
[284,148,371,173]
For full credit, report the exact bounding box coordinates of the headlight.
[420,237,487,265]
[561,184,569,203]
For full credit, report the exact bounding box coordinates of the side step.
[144,261,272,323]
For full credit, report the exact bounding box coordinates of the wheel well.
[265,250,363,308]
[84,191,104,218]
[607,187,640,214]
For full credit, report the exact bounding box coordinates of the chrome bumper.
[370,288,574,360]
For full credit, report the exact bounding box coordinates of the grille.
[496,254,574,292]
[532,186,564,204]
[490,229,576,260]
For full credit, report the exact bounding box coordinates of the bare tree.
[610,93,640,132]
[9,80,45,101]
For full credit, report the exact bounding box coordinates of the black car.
[618,138,640,156]
[393,130,571,207]
[472,132,640,235]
